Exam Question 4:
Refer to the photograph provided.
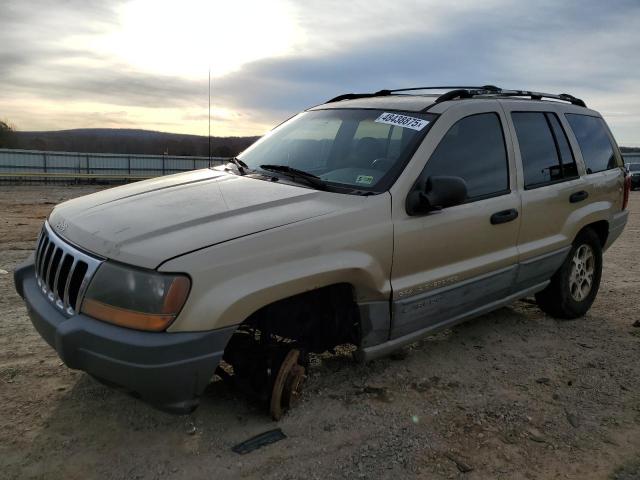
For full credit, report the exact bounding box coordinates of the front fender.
[161,193,393,332]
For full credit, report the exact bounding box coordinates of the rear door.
[390,103,521,339]
[504,106,586,290]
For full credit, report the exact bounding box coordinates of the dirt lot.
[1,185,639,480]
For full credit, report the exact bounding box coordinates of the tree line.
[2,118,638,156]
[0,121,17,148]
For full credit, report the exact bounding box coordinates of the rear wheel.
[535,229,603,319]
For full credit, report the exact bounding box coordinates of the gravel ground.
[1,185,639,480]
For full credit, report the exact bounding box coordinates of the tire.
[535,228,603,319]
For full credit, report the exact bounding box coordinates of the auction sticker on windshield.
[375,112,430,131]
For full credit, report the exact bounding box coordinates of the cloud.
[211,0,640,143]
[1,0,639,144]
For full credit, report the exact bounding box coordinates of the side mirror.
[406,175,468,215]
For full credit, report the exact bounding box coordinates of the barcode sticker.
[374,112,430,131]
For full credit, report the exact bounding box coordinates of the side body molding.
[357,246,571,361]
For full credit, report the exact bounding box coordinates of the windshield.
[238,109,436,193]
[628,163,640,172]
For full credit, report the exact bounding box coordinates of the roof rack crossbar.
[434,88,586,107]
[386,85,500,93]
[481,89,586,107]
[326,91,392,103]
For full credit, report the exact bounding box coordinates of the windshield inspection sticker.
[356,175,374,185]
[375,112,430,131]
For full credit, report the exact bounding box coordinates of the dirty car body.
[15,86,629,413]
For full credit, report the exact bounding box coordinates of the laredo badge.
[374,112,430,131]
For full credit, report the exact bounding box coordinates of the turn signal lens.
[82,299,177,332]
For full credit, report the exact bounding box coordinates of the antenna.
[208,68,211,167]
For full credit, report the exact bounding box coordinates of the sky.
[2,0,640,145]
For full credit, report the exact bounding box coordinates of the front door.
[390,104,521,339]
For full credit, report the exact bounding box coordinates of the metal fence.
[0,148,228,182]
[623,152,640,164]
[2,147,638,183]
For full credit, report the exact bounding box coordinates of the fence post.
[128,156,131,176]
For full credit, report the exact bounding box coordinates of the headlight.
[80,262,191,332]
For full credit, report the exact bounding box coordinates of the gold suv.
[15,86,630,417]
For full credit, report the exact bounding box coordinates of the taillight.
[623,174,631,210]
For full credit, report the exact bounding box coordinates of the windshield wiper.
[259,164,328,190]
[226,157,249,175]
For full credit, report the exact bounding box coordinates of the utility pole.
[208,68,211,168]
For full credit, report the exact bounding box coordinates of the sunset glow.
[103,0,301,78]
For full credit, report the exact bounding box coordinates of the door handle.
[490,209,519,225]
[569,190,589,203]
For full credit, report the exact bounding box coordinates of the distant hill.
[6,127,639,157]
[11,128,259,157]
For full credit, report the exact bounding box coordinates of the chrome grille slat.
[34,231,46,278]
[41,242,55,288]
[32,222,104,316]
[52,252,66,308]
[63,258,78,312]
[46,247,62,293]
[36,237,49,281]
[35,236,42,283]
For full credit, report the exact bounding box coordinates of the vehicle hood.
[48,169,338,269]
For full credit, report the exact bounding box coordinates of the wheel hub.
[270,348,306,420]
[569,244,595,302]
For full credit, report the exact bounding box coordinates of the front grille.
[34,222,103,316]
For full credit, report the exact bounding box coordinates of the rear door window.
[512,112,561,187]
[547,114,579,178]
[512,112,578,188]
[565,114,619,173]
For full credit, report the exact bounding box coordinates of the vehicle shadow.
[18,371,279,478]
[20,301,538,477]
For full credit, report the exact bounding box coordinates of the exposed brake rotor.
[270,348,306,420]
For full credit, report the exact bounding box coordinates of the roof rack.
[325,85,586,108]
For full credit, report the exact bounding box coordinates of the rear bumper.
[14,258,236,413]
[604,210,629,251]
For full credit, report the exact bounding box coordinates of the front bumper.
[14,258,236,413]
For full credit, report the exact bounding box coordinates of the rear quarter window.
[565,114,619,174]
